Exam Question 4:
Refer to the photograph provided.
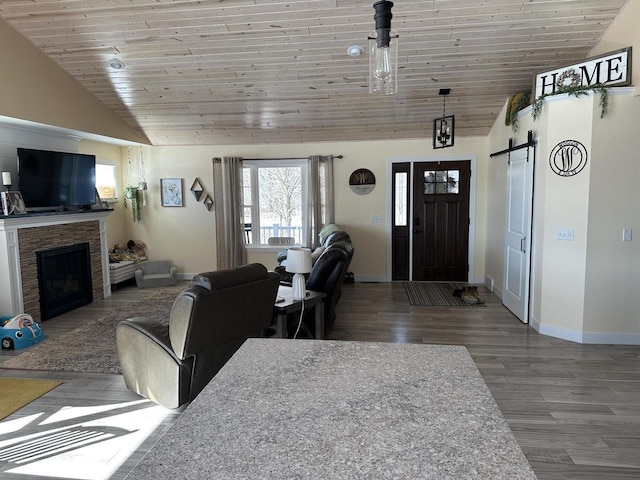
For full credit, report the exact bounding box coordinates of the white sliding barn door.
[503,147,534,323]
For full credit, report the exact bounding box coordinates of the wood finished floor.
[1,281,639,479]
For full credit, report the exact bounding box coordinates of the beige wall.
[485,102,511,295]
[120,138,489,280]
[584,92,640,337]
[0,18,148,144]
[589,0,640,95]
[537,95,594,334]
[78,140,129,248]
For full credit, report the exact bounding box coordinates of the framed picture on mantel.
[1,191,11,215]
[2,191,27,215]
[9,192,27,214]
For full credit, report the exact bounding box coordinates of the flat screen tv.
[17,147,96,210]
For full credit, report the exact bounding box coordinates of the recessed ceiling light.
[109,59,125,70]
[347,45,364,57]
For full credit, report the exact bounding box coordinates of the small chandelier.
[433,88,455,149]
[369,1,398,95]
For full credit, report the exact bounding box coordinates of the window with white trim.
[242,159,308,246]
[95,161,118,202]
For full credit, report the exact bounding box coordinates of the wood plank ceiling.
[0,0,630,146]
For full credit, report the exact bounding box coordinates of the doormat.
[403,282,485,307]
[0,378,62,420]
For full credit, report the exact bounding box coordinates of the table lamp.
[2,172,11,191]
[285,247,312,300]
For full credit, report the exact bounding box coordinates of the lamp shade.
[285,247,312,274]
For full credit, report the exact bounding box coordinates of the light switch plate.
[372,215,382,223]
[622,228,632,241]
[556,228,574,241]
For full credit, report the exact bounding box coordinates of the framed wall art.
[8,191,27,214]
[161,178,184,207]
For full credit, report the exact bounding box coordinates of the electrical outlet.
[556,228,574,241]
[622,228,632,242]
[372,215,382,223]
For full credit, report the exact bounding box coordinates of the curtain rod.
[241,155,343,161]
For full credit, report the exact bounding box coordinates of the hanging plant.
[505,90,532,132]
[123,185,142,222]
[531,81,608,122]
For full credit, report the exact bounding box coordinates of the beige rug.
[0,378,62,420]
[0,285,184,374]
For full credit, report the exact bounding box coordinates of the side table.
[273,285,326,339]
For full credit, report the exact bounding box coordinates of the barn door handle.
[520,237,526,252]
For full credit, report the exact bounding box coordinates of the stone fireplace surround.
[0,211,111,321]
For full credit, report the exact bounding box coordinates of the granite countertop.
[126,339,537,479]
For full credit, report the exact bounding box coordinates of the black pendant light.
[433,89,455,149]
[369,1,398,95]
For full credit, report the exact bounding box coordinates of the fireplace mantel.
[0,210,112,318]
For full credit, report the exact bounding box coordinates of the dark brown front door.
[412,161,470,281]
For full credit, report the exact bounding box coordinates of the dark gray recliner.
[281,240,354,339]
[116,263,279,409]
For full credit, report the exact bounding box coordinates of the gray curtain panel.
[212,157,247,270]
[306,155,335,249]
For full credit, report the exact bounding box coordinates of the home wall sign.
[349,168,376,195]
[549,140,588,177]
[534,47,631,98]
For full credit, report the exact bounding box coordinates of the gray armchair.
[134,260,178,288]
[116,263,280,408]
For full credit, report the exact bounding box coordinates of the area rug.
[0,378,62,420]
[0,285,184,375]
[403,282,485,307]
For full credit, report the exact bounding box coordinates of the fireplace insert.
[36,243,93,320]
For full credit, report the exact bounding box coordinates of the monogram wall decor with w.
[549,140,588,177]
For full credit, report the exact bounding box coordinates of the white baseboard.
[485,275,495,292]
[580,332,640,345]
[530,316,640,345]
[485,275,503,300]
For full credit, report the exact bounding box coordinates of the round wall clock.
[349,168,376,195]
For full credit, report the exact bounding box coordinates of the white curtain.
[306,155,335,249]
[212,157,246,270]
